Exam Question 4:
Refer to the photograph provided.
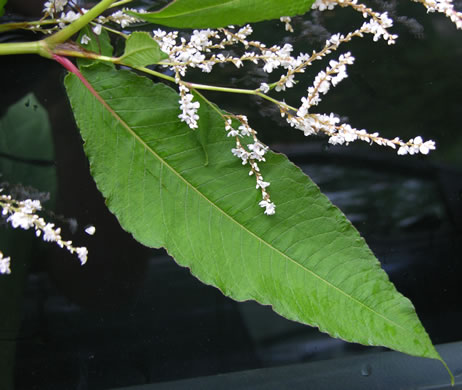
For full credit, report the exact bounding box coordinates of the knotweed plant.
[0,0,460,382]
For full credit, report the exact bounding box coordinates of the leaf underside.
[129,0,316,28]
[64,63,442,364]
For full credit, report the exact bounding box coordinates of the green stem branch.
[0,40,47,57]
[46,0,118,45]
[131,65,293,110]
[0,19,57,33]
[111,0,134,8]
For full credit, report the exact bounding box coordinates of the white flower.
[42,223,60,242]
[259,83,270,93]
[85,225,96,235]
[153,30,178,54]
[259,200,276,215]
[76,247,88,265]
[92,24,102,35]
[360,13,398,45]
[7,212,35,230]
[0,252,11,275]
[312,0,338,12]
[248,142,268,161]
[398,145,409,155]
[280,16,294,33]
[109,10,139,28]
[178,85,200,129]
[275,75,295,92]
[262,55,280,73]
[238,123,252,137]
[190,29,214,50]
[43,0,68,14]
[21,199,41,214]
[1,192,90,267]
[419,140,436,154]
[256,179,271,189]
[81,34,91,45]
[231,146,249,164]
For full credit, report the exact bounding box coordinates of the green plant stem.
[132,65,296,111]
[100,24,129,39]
[0,41,48,57]
[0,0,117,58]
[53,49,117,63]
[133,65,258,95]
[111,0,134,8]
[0,19,57,33]
[46,0,118,45]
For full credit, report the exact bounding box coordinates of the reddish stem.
[53,54,125,126]
[53,54,102,101]
[53,54,137,143]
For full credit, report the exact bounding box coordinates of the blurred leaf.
[0,0,7,18]
[0,93,56,194]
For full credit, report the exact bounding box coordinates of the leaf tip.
[440,358,455,386]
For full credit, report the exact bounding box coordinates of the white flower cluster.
[0,251,11,275]
[397,136,436,155]
[299,52,354,113]
[0,191,89,268]
[280,16,294,33]
[42,0,68,15]
[178,84,200,129]
[40,5,144,37]
[414,0,462,29]
[312,0,338,11]
[147,0,446,213]
[226,116,275,215]
[58,9,87,29]
[313,0,398,44]
[97,9,146,29]
[153,26,253,76]
[284,108,436,154]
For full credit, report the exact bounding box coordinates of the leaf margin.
[127,0,316,28]
[63,62,452,381]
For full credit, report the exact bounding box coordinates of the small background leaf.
[0,93,56,194]
[0,0,7,17]
[119,32,168,67]
[64,63,445,372]
[128,0,315,28]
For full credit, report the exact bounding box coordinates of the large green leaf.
[64,63,447,372]
[128,0,315,28]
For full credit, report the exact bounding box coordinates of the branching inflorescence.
[0,189,91,273]
[34,0,462,216]
[1,0,460,273]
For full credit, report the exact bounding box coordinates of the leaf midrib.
[90,75,412,338]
